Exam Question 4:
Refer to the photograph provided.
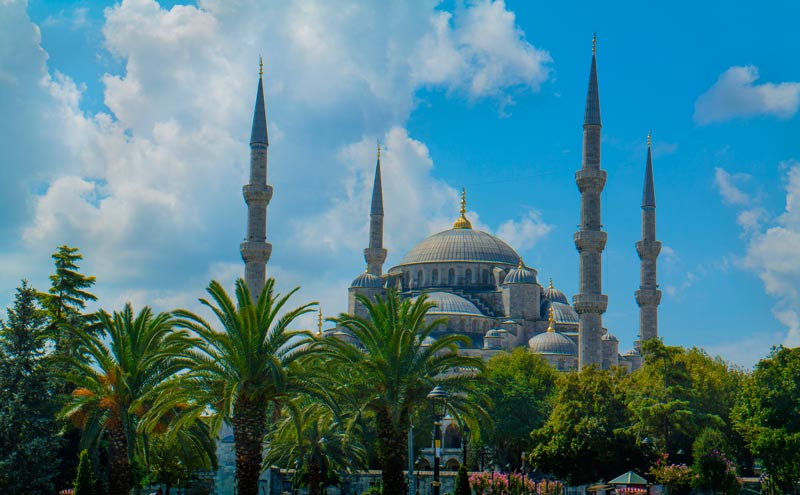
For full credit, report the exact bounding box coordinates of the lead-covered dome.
[398,228,520,266]
[416,291,484,316]
[503,261,538,285]
[528,331,578,355]
[550,302,579,324]
[542,278,569,304]
[350,271,383,288]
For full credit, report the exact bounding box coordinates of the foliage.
[74,449,95,495]
[59,303,191,495]
[732,346,800,495]
[693,449,740,495]
[319,289,489,495]
[453,464,470,495]
[148,278,316,495]
[529,367,648,485]
[0,281,61,495]
[468,471,537,495]
[140,419,217,492]
[649,454,694,495]
[477,348,557,469]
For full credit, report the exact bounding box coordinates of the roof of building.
[608,471,648,486]
[503,260,538,285]
[350,271,383,288]
[542,278,569,304]
[250,72,268,146]
[528,331,578,355]
[418,291,484,316]
[602,331,619,341]
[397,228,520,266]
[550,302,579,324]
[643,133,656,209]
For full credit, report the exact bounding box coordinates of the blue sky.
[2,0,798,367]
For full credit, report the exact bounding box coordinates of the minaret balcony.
[575,168,607,192]
[636,240,661,259]
[240,240,272,263]
[574,230,607,251]
[573,294,608,314]
[243,184,273,205]
[364,247,387,263]
[635,289,662,307]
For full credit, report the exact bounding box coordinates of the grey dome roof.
[602,331,618,341]
[398,228,520,265]
[418,291,484,316]
[623,348,641,356]
[503,265,537,285]
[550,302,579,324]
[528,331,578,355]
[485,329,502,337]
[351,271,383,288]
[542,280,569,304]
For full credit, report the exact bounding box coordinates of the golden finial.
[377,142,381,161]
[453,187,472,229]
[647,130,652,147]
[259,55,263,77]
[317,307,323,336]
[518,257,525,269]
[592,33,597,54]
[548,278,554,290]
[547,306,556,332]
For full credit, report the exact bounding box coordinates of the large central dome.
[397,228,520,266]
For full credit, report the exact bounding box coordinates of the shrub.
[74,450,95,495]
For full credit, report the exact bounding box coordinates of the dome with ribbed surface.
[550,302,579,324]
[528,331,578,355]
[398,228,520,265]
[416,291,484,316]
[542,279,569,304]
[503,265,538,285]
[350,271,383,288]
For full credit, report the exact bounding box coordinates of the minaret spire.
[574,34,608,369]
[636,131,661,351]
[240,58,273,297]
[364,142,387,275]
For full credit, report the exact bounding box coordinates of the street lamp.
[427,385,448,495]
[461,424,471,469]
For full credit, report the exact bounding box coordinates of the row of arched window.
[402,266,494,289]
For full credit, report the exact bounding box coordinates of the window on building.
[465,269,472,285]
[448,268,455,285]
[432,269,439,285]
[416,270,423,287]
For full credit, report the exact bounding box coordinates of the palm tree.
[318,289,489,495]
[59,304,191,495]
[150,278,317,495]
[264,400,366,495]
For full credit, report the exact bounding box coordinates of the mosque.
[240,38,662,373]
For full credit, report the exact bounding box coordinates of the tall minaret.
[364,143,387,276]
[635,132,662,350]
[240,57,273,297]
[573,34,608,369]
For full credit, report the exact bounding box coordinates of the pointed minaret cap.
[584,33,601,126]
[643,130,656,209]
[317,307,323,336]
[453,187,473,229]
[250,56,268,146]
[371,143,384,216]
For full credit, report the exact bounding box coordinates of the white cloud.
[704,330,786,369]
[714,167,752,206]
[0,0,553,320]
[495,209,552,253]
[694,65,800,124]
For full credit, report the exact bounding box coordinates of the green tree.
[732,346,800,495]
[140,419,217,495]
[0,281,61,494]
[453,464,470,495]
[318,289,488,495]
[59,304,191,495]
[477,348,557,469]
[265,400,365,495]
[148,278,317,495]
[529,367,647,485]
[74,449,95,495]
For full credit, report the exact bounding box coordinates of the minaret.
[573,34,608,369]
[364,144,387,276]
[635,131,662,350]
[240,57,273,297]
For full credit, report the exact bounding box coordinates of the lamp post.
[461,424,471,469]
[428,385,448,495]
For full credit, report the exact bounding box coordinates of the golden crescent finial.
[460,187,467,216]
[259,55,263,77]
[548,278,554,290]
[377,142,381,161]
[453,187,472,229]
[547,306,556,332]
[647,130,652,147]
[518,257,524,269]
[317,307,323,335]
[592,33,597,54]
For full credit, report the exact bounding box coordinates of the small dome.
[483,330,502,349]
[418,292,484,316]
[421,336,437,347]
[623,348,641,356]
[550,302,579,324]
[485,329,501,337]
[351,271,383,288]
[503,262,538,285]
[542,278,569,305]
[602,331,619,342]
[528,331,578,355]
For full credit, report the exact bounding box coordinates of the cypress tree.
[453,464,470,495]
[74,449,95,495]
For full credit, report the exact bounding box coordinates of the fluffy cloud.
[714,167,752,206]
[719,161,800,347]
[495,210,552,253]
[1,0,554,318]
[694,65,800,125]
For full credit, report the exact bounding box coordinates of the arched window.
[448,268,455,285]
[404,271,410,289]
[472,320,479,332]
[432,269,439,285]
[416,270,423,287]
[444,425,461,449]
[465,269,472,285]
[482,269,489,285]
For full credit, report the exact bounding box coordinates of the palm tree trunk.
[107,425,132,495]
[233,397,268,495]
[377,409,407,495]
[308,457,322,495]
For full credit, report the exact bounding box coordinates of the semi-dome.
[542,278,569,304]
[503,260,538,285]
[351,271,383,288]
[550,302,579,324]
[397,228,520,266]
[528,331,578,355]
[417,291,484,316]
